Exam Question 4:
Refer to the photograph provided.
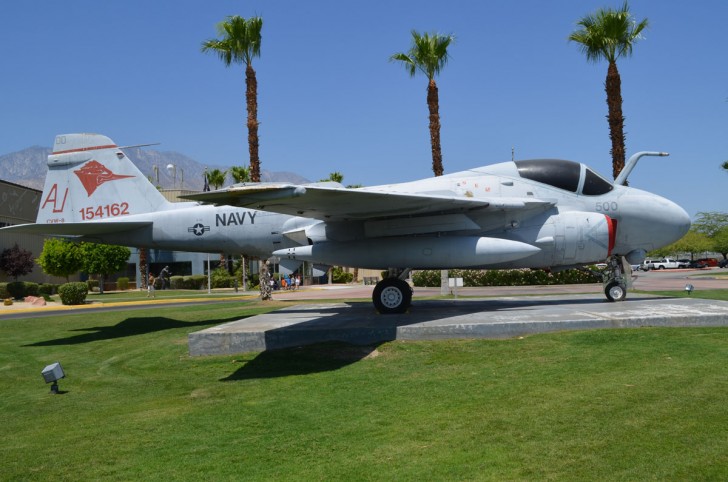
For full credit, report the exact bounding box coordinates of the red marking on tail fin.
[74,160,133,196]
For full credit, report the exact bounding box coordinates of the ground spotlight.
[41,362,65,394]
[684,284,694,295]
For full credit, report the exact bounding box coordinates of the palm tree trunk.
[246,64,261,182]
[139,247,148,289]
[427,79,444,177]
[605,61,626,181]
[427,79,448,292]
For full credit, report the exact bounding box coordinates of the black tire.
[605,281,627,302]
[372,278,412,314]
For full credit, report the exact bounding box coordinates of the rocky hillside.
[0,146,309,191]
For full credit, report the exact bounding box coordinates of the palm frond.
[201,15,263,67]
[569,1,647,63]
[391,30,455,81]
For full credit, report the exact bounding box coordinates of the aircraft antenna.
[117,142,161,149]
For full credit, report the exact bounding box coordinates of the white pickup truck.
[644,258,685,270]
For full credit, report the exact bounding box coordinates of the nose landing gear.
[602,255,631,302]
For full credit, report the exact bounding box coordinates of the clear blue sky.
[1,0,725,218]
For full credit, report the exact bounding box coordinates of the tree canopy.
[320,172,344,183]
[230,165,251,184]
[0,243,34,280]
[692,212,728,238]
[568,2,648,64]
[206,169,228,189]
[201,15,262,68]
[79,244,131,294]
[390,31,454,81]
[37,238,83,282]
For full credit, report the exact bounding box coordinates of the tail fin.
[37,134,172,224]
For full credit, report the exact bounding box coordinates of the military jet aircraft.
[4,133,690,314]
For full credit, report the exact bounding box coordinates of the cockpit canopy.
[514,159,613,196]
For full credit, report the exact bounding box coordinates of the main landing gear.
[372,269,413,314]
[602,255,630,302]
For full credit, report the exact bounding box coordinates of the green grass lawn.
[639,289,728,301]
[3,300,728,480]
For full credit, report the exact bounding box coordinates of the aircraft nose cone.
[672,202,691,239]
[615,190,691,253]
[649,196,691,246]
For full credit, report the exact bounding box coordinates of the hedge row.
[411,268,602,288]
[0,281,88,304]
[0,282,60,299]
[169,275,209,290]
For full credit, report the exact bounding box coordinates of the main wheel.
[372,278,412,314]
[605,281,627,302]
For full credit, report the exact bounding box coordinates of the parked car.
[646,258,682,270]
[719,259,728,268]
[697,258,718,267]
[640,259,655,271]
[688,260,708,269]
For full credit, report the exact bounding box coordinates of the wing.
[0,221,152,237]
[184,183,553,222]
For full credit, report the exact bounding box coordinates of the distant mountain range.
[0,146,310,191]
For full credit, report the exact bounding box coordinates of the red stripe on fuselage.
[605,215,616,256]
[52,144,118,155]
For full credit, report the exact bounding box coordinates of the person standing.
[147,272,156,298]
[160,266,171,289]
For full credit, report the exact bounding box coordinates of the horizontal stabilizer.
[1,221,152,237]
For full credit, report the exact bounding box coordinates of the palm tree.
[139,247,148,289]
[206,168,228,189]
[722,161,728,171]
[202,16,264,182]
[391,31,454,177]
[569,2,648,180]
[320,171,344,183]
[230,165,251,184]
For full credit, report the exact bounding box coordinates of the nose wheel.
[605,280,627,302]
[601,255,631,302]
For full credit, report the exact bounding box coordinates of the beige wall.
[0,180,78,284]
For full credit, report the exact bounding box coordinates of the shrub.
[332,267,354,284]
[58,282,89,305]
[412,270,442,287]
[39,283,57,296]
[170,276,185,289]
[117,277,130,290]
[0,282,9,299]
[6,281,26,300]
[189,275,207,290]
[211,268,234,288]
[169,275,208,290]
[411,269,601,287]
[24,282,40,297]
[86,279,99,291]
